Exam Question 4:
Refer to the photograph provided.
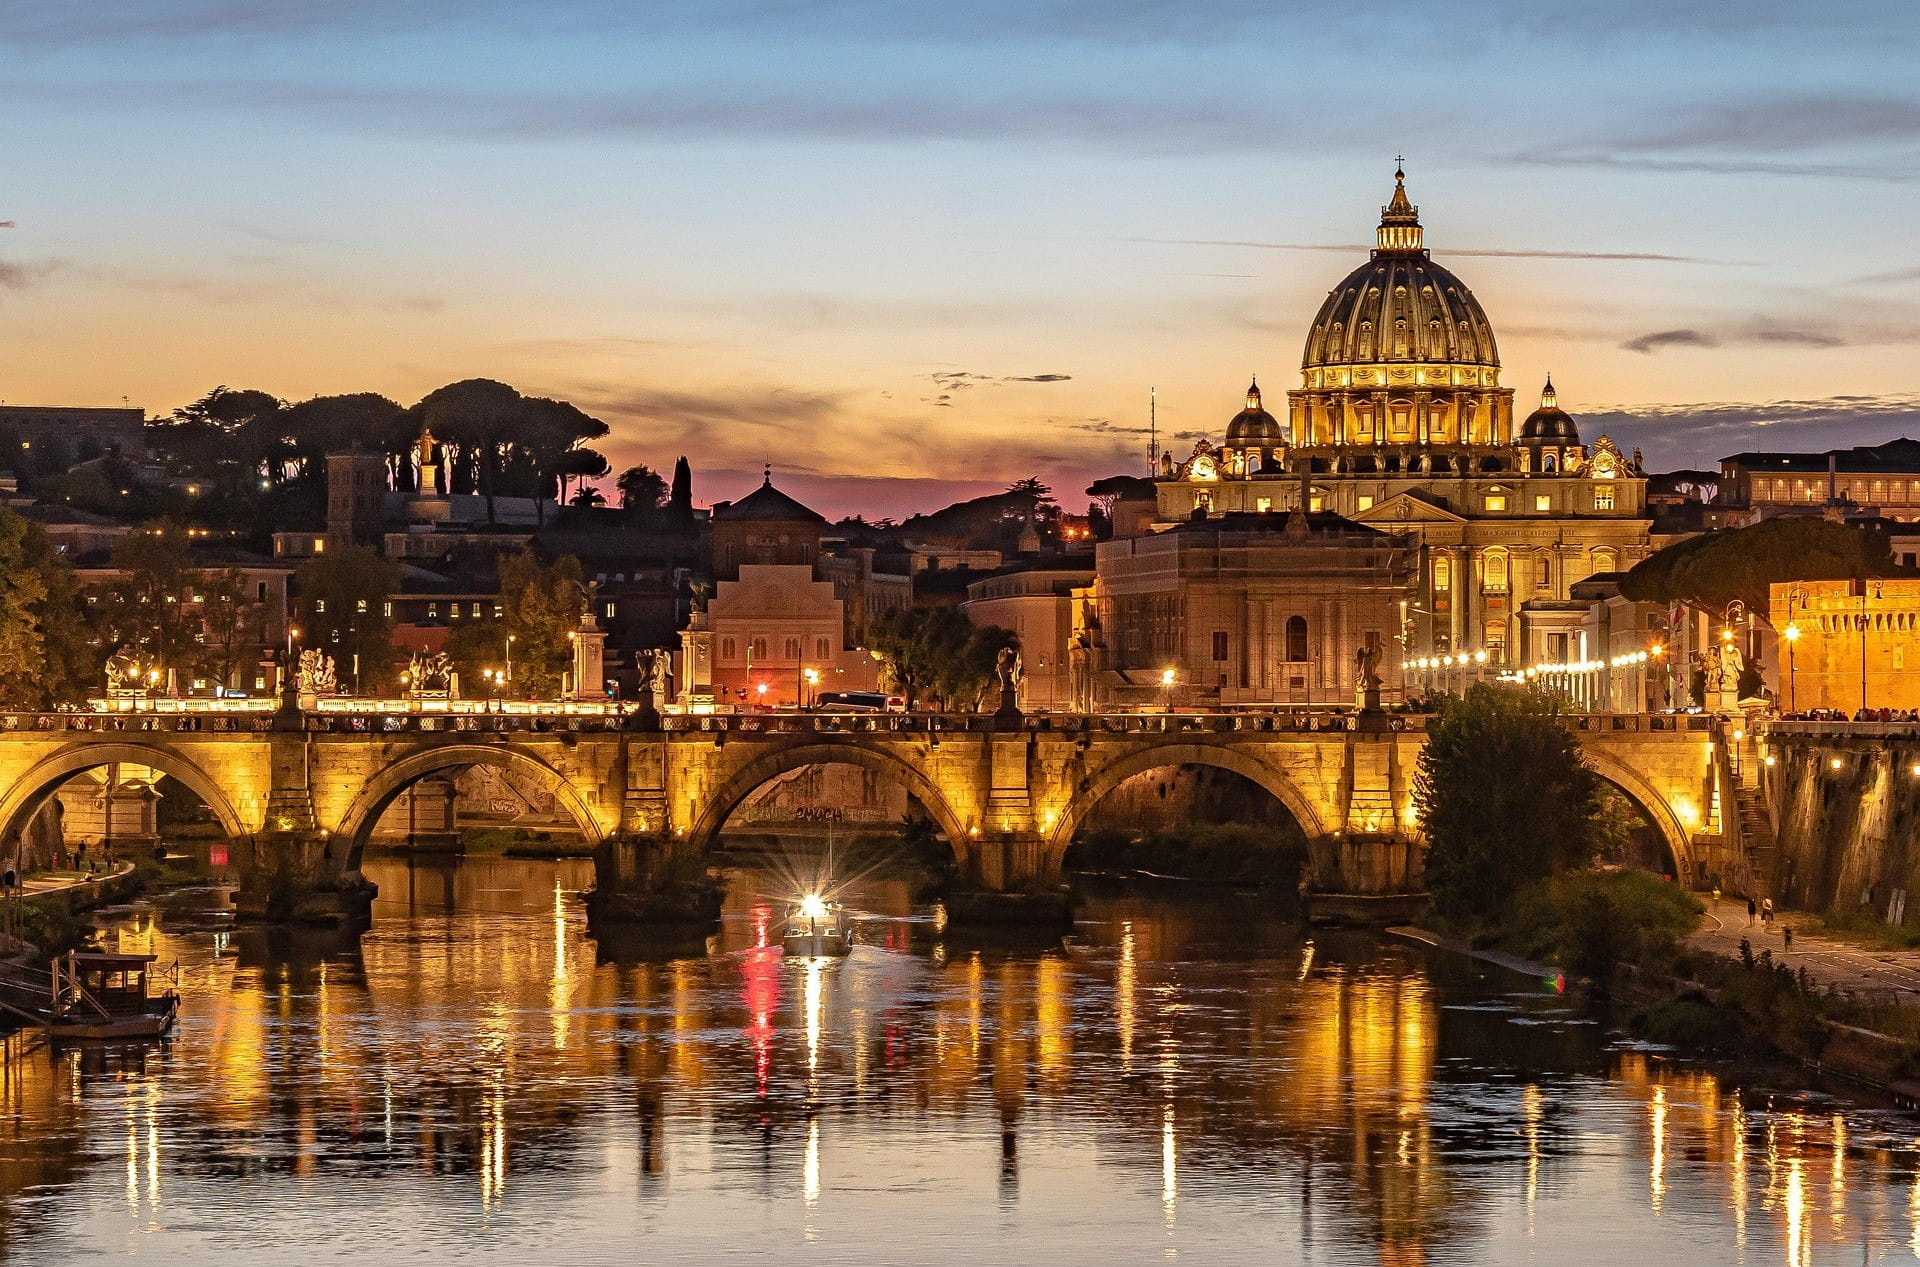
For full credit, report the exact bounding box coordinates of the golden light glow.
[799,893,829,921]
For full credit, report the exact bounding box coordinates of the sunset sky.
[3,1,1917,519]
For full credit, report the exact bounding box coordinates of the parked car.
[816,691,903,713]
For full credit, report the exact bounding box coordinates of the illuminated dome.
[1300,169,1499,376]
[1520,377,1579,443]
[1286,166,1515,450]
[1226,378,1285,446]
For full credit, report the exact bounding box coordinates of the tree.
[98,523,201,676]
[869,607,1017,711]
[1413,682,1605,923]
[194,567,263,691]
[669,456,693,518]
[1619,517,1895,620]
[0,510,54,704]
[294,548,402,692]
[19,521,102,707]
[616,464,668,512]
[556,447,612,506]
[497,550,587,698]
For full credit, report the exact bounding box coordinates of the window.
[1194,490,1214,513]
[1357,495,1374,511]
[816,637,830,659]
[356,599,368,614]
[1535,556,1551,590]
[1483,550,1509,592]
[314,599,327,614]
[449,605,460,619]
[493,604,503,618]
[1309,495,1326,513]
[382,601,393,618]
[1433,557,1451,593]
[473,602,482,618]
[784,637,801,660]
[313,538,326,554]
[750,637,768,661]
[257,582,268,602]
[426,603,437,619]
[1211,631,1229,662]
[1591,547,1619,574]
[1484,494,1507,512]
[1593,487,1615,511]
[604,601,616,618]
[722,637,736,661]
[1256,497,1272,513]
[1484,620,1507,658]
[1285,616,1309,663]
[1534,494,1551,511]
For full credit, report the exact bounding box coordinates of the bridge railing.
[1568,713,1717,735]
[1764,721,1920,739]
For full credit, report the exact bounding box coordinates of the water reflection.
[3,857,1920,1262]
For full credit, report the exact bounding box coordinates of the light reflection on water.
[2,855,1920,1264]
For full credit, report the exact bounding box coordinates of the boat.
[0,950,180,1041]
[782,893,853,958]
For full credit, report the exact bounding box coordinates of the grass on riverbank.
[1065,824,1307,889]
[1802,905,1920,951]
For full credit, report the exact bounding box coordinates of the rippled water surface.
[6,855,1920,1264]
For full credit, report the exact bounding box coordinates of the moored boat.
[0,950,179,1041]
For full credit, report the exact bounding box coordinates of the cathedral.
[1145,168,1653,674]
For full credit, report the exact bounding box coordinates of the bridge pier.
[585,832,724,928]
[232,828,376,926]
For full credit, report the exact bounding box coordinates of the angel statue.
[996,645,1024,690]
[104,646,158,692]
[1353,641,1383,691]
[408,650,454,693]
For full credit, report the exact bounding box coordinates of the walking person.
[1783,925,1794,952]
[1762,897,1774,926]
[1747,897,1757,926]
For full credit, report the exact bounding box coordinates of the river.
[3,854,1919,1264]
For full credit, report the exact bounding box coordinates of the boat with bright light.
[782,893,853,958]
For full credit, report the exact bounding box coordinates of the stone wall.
[1767,733,1920,924]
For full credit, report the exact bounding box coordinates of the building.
[1771,578,1920,714]
[0,404,147,463]
[1148,169,1653,667]
[1091,512,1415,709]
[1723,438,1920,522]
[960,561,1095,711]
[694,475,886,707]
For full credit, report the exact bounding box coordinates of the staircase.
[1734,783,1777,896]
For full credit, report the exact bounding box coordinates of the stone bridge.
[0,706,1736,919]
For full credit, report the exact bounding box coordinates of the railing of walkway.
[0,708,1717,739]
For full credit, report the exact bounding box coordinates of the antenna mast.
[1149,387,1159,476]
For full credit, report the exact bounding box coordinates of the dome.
[1520,378,1580,443]
[1226,378,1286,446]
[1299,169,1500,374]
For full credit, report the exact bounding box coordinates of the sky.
[2,0,1918,519]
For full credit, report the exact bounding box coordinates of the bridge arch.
[0,741,251,856]
[1046,742,1329,866]
[1581,750,1695,881]
[334,744,608,868]
[687,742,971,862]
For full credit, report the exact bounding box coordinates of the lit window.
[356,599,368,614]
[314,599,327,614]
[313,538,326,554]
[1309,495,1326,513]
[1256,497,1273,513]
[1484,550,1509,592]
[604,601,616,618]
[1433,557,1451,593]
[382,602,393,618]
[1534,494,1550,511]
[1484,494,1507,512]
[427,603,438,619]
[1593,487,1615,511]
[472,602,482,617]
[1357,495,1374,511]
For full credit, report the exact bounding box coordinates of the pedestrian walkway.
[12,862,136,899]
[1692,896,1920,1000]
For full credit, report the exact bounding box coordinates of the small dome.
[1226,378,1286,446]
[1520,377,1580,443]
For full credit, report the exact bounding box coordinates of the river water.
[4,855,1920,1265]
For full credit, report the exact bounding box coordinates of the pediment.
[1352,492,1467,525]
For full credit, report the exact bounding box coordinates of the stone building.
[1149,168,1653,667]
[960,561,1096,711]
[1771,578,1920,713]
[1723,438,1920,523]
[1091,512,1415,709]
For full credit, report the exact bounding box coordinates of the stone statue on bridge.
[104,646,159,696]
[406,651,454,697]
[295,649,339,697]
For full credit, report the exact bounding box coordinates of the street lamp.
[1160,666,1177,714]
[1782,623,1800,714]
[803,667,820,711]
[504,634,515,695]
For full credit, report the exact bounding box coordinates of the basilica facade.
[1144,169,1653,673]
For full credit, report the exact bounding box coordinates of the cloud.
[1121,236,1728,264]
[930,370,1072,390]
[1580,393,1920,470]
[0,221,14,228]
[0,258,62,288]
[1621,324,1853,353]
[1845,265,1920,287]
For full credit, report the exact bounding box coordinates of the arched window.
[1591,547,1619,575]
[1433,556,1452,594]
[1285,616,1309,663]
[1483,549,1509,592]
